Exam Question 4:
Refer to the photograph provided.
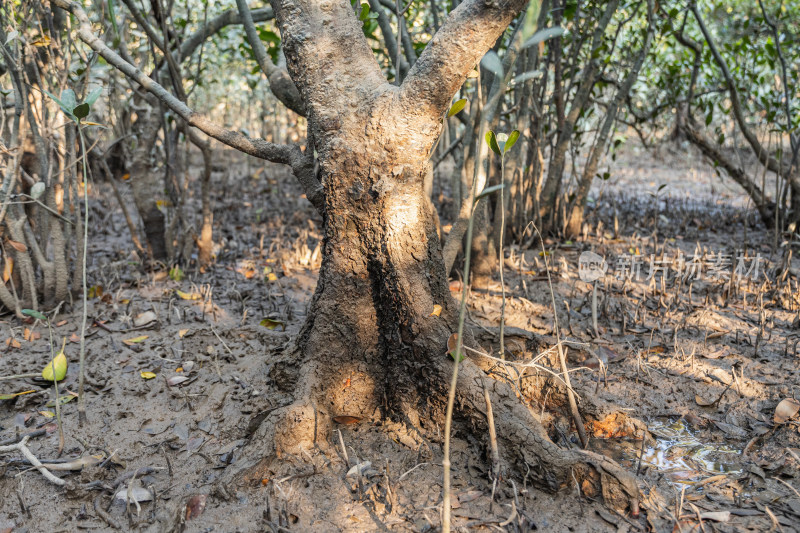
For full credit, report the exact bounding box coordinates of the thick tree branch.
[269,0,386,116]
[234,0,305,115]
[682,120,774,226]
[691,3,793,178]
[399,0,528,122]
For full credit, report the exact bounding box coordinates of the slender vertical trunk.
[129,111,168,262]
[565,5,654,237]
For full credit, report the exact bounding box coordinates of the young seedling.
[485,129,520,360]
[442,86,511,532]
[43,86,104,425]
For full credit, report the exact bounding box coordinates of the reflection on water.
[590,417,742,484]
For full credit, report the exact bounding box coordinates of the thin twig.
[481,377,501,481]
[0,436,66,486]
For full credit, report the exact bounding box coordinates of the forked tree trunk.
[54,0,641,511]
[246,0,641,513]
[259,98,638,509]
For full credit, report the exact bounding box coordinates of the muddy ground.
[1,141,799,532]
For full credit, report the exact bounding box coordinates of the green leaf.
[449,350,465,363]
[476,183,505,200]
[359,3,370,20]
[60,89,77,112]
[480,51,503,79]
[447,98,467,118]
[519,2,541,42]
[108,0,119,36]
[73,102,90,120]
[521,27,565,49]
[485,131,501,156]
[260,318,286,331]
[46,394,76,408]
[42,89,76,121]
[21,309,47,321]
[0,390,35,400]
[42,89,64,109]
[168,265,184,282]
[503,130,520,154]
[85,86,103,106]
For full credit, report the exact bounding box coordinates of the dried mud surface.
[1,144,799,532]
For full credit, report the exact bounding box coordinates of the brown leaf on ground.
[332,416,362,425]
[774,398,800,424]
[186,494,207,520]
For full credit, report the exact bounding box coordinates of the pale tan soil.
[0,142,799,532]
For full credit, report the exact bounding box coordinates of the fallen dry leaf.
[774,398,800,424]
[701,347,730,359]
[114,487,153,503]
[235,262,256,279]
[123,335,148,345]
[260,318,285,331]
[134,311,158,326]
[695,395,715,407]
[185,494,207,520]
[5,338,21,349]
[430,304,442,317]
[167,376,189,387]
[0,390,35,400]
[333,415,363,425]
[176,290,202,301]
[447,333,458,353]
[698,511,731,522]
[7,239,27,253]
[643,345,665,355]
[140,371,157,379]
[447,333,465,362]
[458,490,483,503]
[3,257,13,283]
[683,412,705,427]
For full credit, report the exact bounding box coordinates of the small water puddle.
[591,418,743,484]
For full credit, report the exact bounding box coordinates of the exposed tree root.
[453,359,640,511]
[240,332,641,513]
